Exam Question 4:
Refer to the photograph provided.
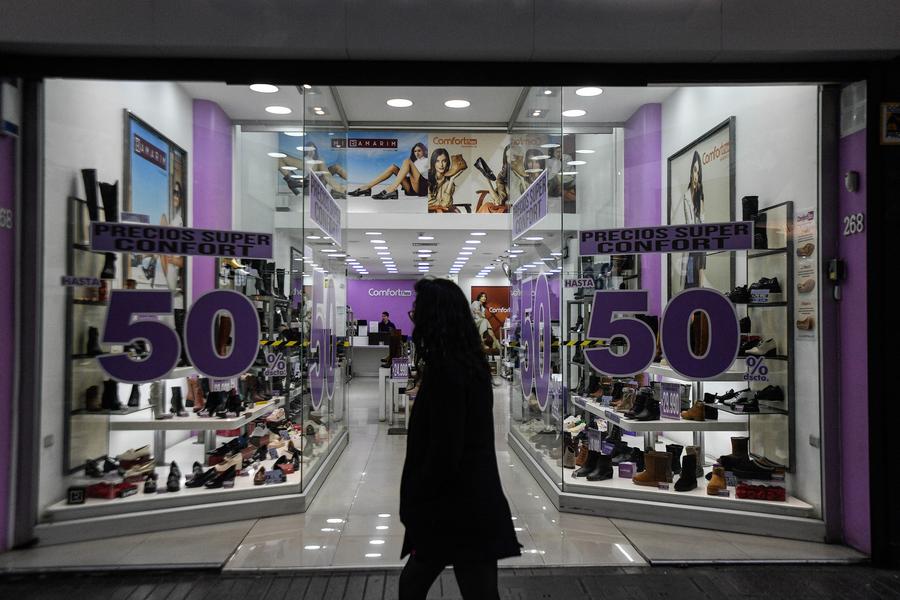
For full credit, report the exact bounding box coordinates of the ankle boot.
[128,384,140,407]
[150,381,165,419]
[634,398,660,421]
[100,252,116,280]
[563,441,577,469]
[686,445,704,477]
[675,453,698,491]
[574,443,589,467]
[87,326,103,356]
[216,315,232,356]
[275,268,287,299]
[754,211,768,250]
[707,465,727,495]
[586,453,613,481]
[633,451,664,486]
[81,169,100,222]
[170,387,187,416]
[101,380,121,411]
[666,444,684,475]
[85,385,101,411]
[624,391,646,419]
[616,388,635,413]
[681,400,705,421]
[719,436,750,470]
[99,180,118,222]
[573,449,599,478]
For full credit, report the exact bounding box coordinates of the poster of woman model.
[470,286,511,351]
[667,117,735,299]
[123,112,188,304]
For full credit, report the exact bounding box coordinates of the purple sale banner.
[90,223,273,258]
[310,172,343,247]
[511,170,548,240]
[579,221,753,256]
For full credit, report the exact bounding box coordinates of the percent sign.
[265,350,287,376]
[744,356,769,382]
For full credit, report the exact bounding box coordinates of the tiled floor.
[0,377,865,572]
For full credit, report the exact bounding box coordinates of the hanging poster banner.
[579,221,752,256]
[310,172,343,247]
[90,223,273,258]
[795,209,817,340]
[511,170,548,240]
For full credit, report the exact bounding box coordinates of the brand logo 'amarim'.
[368,288,413,297]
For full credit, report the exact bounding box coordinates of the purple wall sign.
[310,172,343,247]
[839,128,869,554]
[580,221,753,256]
[347,279,417,335]
[90,223,272,258]
[0,135,14,552]
[625,104,662,315]
[192,100,233,300]
[511,170,548,240]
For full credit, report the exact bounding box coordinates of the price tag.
[750,289,770,304]
[659,382,681,419]
[600,441,615,455]
[391,357,409,381]
[268,447,279,459]
[211,378,236,392]
[605,410,620,424]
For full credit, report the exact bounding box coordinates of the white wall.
[660,85,821,515]
[574,132,621,231]
[41,80,194,511]
[234,130,278,233]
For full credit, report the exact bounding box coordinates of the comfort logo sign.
[368,288,413,297]
[432,136,478,147]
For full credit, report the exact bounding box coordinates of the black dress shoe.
[169,461,182,479]
[205,465,236,488]
[348,187,371,197]
[755,385,785,403]
[144,474,158,494]
[727,285,751,303]
[191,461,204,479]
[102,458,119,473]
[166,471,181,492]
[84,460,103,478]
[186,467,218,488]
[474,157,496,181]
[372,189,398,200]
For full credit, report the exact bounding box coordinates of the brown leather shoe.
[445,154,468,178]
[796,242,815,258]
[575,443,589,467]
[681,400,706,421]
[707,466,727,495]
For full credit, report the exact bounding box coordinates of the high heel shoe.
[474,156,496,181]
[205,464,236,488]
[185,467,218,488]
[215,452,243,473]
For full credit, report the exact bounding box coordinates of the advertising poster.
[667,118,735,299]
[275,131,347,197]
[471,286,511,351]
[124,112,188,301]
[795,209,817,340]
[509,132,578,211]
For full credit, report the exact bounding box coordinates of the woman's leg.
[452,560,500,600]
[399,555,446,600]
[360,164,400,190]
[385,159,417,193]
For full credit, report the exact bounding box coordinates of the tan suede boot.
[707,466,727,495]
[680,400,705,421]
[633,451,667,486]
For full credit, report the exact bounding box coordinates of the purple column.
[624,104,662,315]
[839,129,869,554]
[192,100,232,301]
[0,136,14,552]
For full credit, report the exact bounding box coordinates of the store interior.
[10,79,868,566]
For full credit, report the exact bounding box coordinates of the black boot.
[100,252,116,280]
[573,450,599,478]
[81,169,100,222]
[86,326,103,356]
[128,384,140,407]
[674,453,698,491]
[275,268,287,299]
[741,195,758,222]
[170,387,187,417]
[754,211,768,249]
[633,398,660,421]
[174,308,189,366]
[101,380,121,411]
[99,181,118,222]
[666,444,684,475]
[586,453,613,481]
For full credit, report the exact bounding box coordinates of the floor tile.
[119,520,257,567]
[0,534,148,571]
[331,535,406,568]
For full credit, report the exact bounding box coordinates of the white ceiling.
[337,86,524,124]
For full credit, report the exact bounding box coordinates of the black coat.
[400,361,521,562]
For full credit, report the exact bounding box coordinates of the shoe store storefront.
[0,75,874,558]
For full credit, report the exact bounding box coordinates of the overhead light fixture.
[534,154,551,160]
[302,84,312,89]
[250,84,279,94]
[562,109,586,117]
[459,251,473,256]
[464,240,481,244]
[306,235,321,240]
[267,152,287,158]
[509,250,525,254]
[387,98,414,108]
[540,143,561,149]
[525,236,543,241]
[470,232,487,236]
[365,231,382,236]
[567,160,586,166]
[550,252,563,256]
[575,149,595,154]
[369,239,386,244]
[373,246,389,250]
[417,249,432,254]
[543,89,553,96]
[265,106,292,115]
[561,171,578,175]
[462,246,476,251]
[280,165,298,171]
[376,251,391,256]
[575,87,603,97]
[417,234,434,240]
[444,99,470,109]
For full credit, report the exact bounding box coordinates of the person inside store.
[426,148,468,213]
[378,311,396,332]
[348,142,429,199]
[400,278,521,599]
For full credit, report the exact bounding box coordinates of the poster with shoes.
[794,209,817,340]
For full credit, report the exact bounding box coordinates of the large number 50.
[584,288,739,379]
[98,289,260,383]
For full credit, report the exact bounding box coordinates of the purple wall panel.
[0,137,14,552]
[838,129,869,554]
[191,100,232,301]
[347,279,417,335]
[624,104,663,315]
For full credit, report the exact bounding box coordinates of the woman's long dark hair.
[689,150,704,219]
[427,148,451,190]
[409,142,428,162]
[411,278,491,384]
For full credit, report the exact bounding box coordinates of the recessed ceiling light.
[387,98,414,108]
[307,235,321,240]
[562,109,586,117]
[525,236,544,241]
[534,154,551,160]
[265,106,292,115]
[280,165,298,171]
[550,252,563,256]
[374,246,389,250]
[543,89,553,96]
[459,251,473,256]
[365,231,382,236]
[575,149,595,154]
[417,235,434,240]
[464,240,481,244]
[376,252,391,256]
[470,232,487,236]
[575,87,603,97]
[567,160,586,166]
[250,84,279,93]
[444,99,471,109]
[417,249,432,254]
[561,171,578,175]
[509,250,525,254]
[418,262,430,266]
[462,246,476,251]
[284,131,304,137]
[540,143,561,149]
[267,152,287,158]
[370,239,386,244]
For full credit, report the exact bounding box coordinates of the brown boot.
[680,400,705,421]
[707,466,727,495]
[574,443,589,467]
[633,451,666,486]
[615,388,635,413]
[445,154,468,178]
[190,377,205,413]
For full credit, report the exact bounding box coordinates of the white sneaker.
[746,338,777,357]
